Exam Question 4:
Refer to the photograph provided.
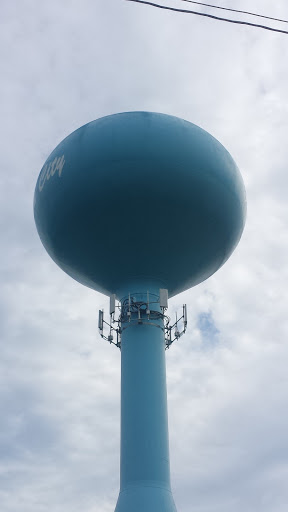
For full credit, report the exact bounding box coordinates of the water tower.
[34,111,246,512]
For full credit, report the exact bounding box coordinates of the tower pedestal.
[115,284,177,512]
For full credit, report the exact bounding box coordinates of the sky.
[1,0,288,511]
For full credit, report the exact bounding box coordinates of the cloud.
[1,0,288,511]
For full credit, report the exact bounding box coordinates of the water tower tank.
[34,112,246,298]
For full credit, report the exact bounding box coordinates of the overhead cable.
[180,0,288,25]
[126,0,288,35]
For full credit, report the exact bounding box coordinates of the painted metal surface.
[115,283,177,512]
[33,112,247,512]
[34,111,246,298]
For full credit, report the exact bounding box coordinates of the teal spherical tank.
[34,112,246,298]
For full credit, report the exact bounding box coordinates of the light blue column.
[115,283,177,512]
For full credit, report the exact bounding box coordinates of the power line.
[126,0,288,35]
[179,0,288,25]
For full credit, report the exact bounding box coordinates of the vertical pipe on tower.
[114,284,177,512]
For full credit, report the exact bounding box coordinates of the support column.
[115,284,177,512]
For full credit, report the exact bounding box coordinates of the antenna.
[146,290,150,317]
[183,304,187,328]
[34,111,246,512]
[98,309,104,333]
[127,293,131,321]
[160,288,168,310]
[110,294,116,317]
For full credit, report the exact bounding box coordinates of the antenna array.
[98,289,187,349]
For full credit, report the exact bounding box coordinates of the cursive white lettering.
[38,154,66,192]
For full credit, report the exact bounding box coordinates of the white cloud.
[1,0,288,510]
